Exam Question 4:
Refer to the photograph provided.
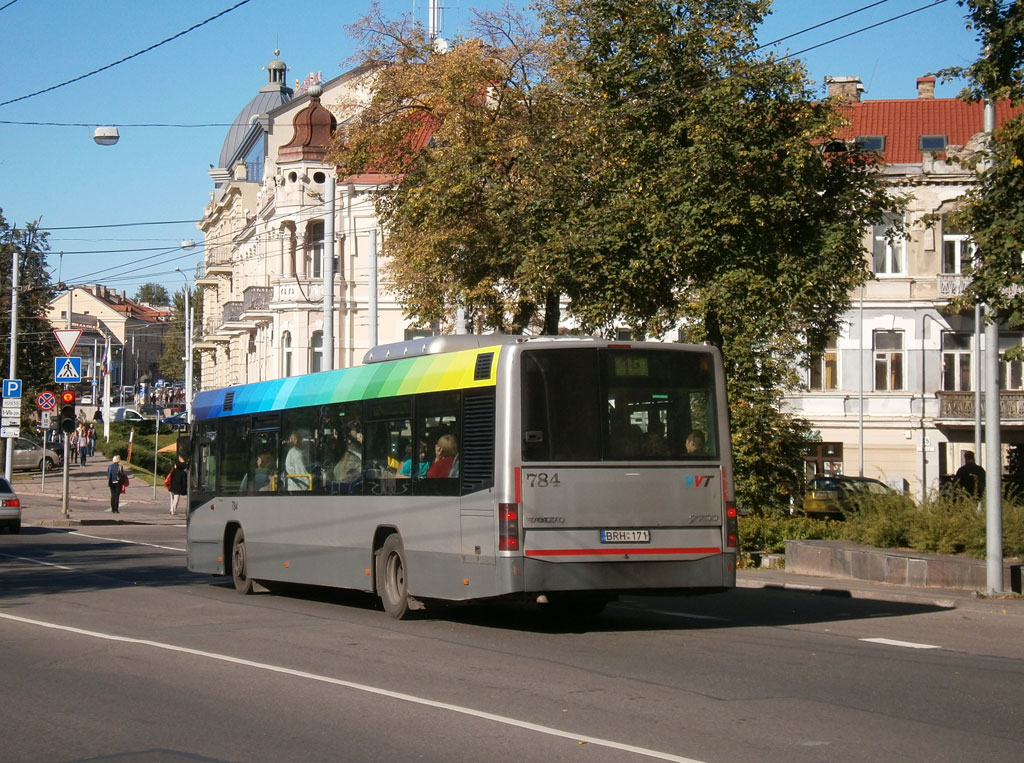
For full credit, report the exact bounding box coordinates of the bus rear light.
[2,498,20,508]
[498,502,520,551]
[725,500,738,549]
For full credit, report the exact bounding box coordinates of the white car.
[111,407,148,422]
[12,437,62,471]
[0,476,21,534]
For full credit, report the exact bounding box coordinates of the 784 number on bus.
[524,472,560,488]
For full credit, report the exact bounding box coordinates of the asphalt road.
[2,524,1022,762]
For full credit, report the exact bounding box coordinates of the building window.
[920,135,947,152]
[872,214,906,275]
[941,221,975,274]
[942,332,972,391]
[808,337,838,390]
[873,330,904,391]
[404,328,434,341]
[310,331,323,374]
[615,328,635,341]
[856,135,886,152]
[1000,334,1024,391]
[308,221,324,280]
[282,331,292,378]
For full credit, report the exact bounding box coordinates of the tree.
[331,4,570,334]
[332,0,897,511]
[134,282,170,306]
[937,1,1024,327]
[157,288,201,386]
[0,209,56,409]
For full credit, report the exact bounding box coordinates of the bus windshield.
[521,348,719,462]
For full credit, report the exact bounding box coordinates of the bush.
[739,514,844,555]
[908,493,986,556]
[98,421,180,480]
[842,494,915,549]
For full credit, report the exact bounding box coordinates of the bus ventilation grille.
[223,391,235,412]
[461,392,495,492]
[474,352,494,381]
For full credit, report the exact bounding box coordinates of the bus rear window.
[522,348,719,462]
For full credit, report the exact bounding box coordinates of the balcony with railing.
[242,286,273,317]
[937,391,1024,434]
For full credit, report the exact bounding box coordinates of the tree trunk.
[543,292,561,336]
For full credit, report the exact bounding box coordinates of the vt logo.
[684,475,712,488]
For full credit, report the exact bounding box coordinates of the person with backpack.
[106,455,126,513]
[166,456,188,516]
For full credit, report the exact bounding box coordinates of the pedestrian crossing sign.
[54,356,82,383]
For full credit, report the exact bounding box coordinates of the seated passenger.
[426,434,458,478]
[686,430,706,455]
[400,439,430,478]
[333,439,362,484]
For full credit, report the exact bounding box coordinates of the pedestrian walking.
[167,456,188,516]
[87,424,96,457]
[106,455,126,513]
[77,425,88,467]
[955,450,986,500]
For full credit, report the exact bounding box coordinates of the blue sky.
[0,0,981,298]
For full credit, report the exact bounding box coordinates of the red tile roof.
[834,98,1023,164]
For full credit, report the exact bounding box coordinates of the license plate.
[600,529,651,543]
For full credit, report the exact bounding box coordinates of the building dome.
[217,50,293,170]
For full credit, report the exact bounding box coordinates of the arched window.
[282,331,293,378]
[310,331,323,373]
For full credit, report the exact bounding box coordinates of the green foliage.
[134,282,170,306]
[938,1,1024,327]
[743,491,1024,560]
[739,513,845,555]
[100,421,179,478]
[0,211,56,408]
[158,291,190,382]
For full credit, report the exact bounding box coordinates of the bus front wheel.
[377,534,413,619]
[231,529,255,595]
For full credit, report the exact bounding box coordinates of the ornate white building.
[195,54,421,392]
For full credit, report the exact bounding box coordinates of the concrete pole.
[974,304,983,456]
[323,176,335,371]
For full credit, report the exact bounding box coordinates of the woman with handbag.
[167,456,188,516]
[106,455,126,513]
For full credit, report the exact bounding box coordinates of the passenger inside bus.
[284,430,311,491]
[332,437,362,485]
[426,434,458,478]
[254,451,275,491]
[399,439,430,478]
[686,430,706,455]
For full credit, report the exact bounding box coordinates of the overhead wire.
[0,0,256,109]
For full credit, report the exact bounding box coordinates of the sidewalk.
[11,456,182,527]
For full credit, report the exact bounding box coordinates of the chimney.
[917,76,936,99]
[824,76,863,102]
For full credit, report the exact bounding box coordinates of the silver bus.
[185,335,737,618]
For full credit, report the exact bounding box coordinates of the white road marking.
[70,531,185,552]
[860,637,941,650]
[0,611,705,763]
[0,553,74,571]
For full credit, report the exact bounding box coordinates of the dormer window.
[856,135,886,152]
[919,135,947,152]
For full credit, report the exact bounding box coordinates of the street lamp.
[174,268,193,425]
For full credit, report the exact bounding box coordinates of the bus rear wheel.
[231,529,255,595]
[377,534,413,619]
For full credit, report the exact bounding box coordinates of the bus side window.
[414,391,460,497]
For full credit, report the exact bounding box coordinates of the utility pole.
[4,230,19,482]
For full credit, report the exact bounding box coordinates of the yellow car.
[801,476,894,520]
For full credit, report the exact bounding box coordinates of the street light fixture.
[174,267,193,425]
[92,126,119,146]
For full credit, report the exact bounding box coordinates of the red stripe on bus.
[524,547,721,557]
[514,466,521,503]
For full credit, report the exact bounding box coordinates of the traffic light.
[59,390,77,434]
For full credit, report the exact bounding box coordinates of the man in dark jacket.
[954,451,986,500]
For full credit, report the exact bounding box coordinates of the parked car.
[160,411,189,431]
[0,476,21,533]
[12,437,62,472]
[801,475,895,520]
[111,407,148,423]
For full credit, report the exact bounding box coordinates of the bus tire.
[231,528,255,595]
[377,534,412,619]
